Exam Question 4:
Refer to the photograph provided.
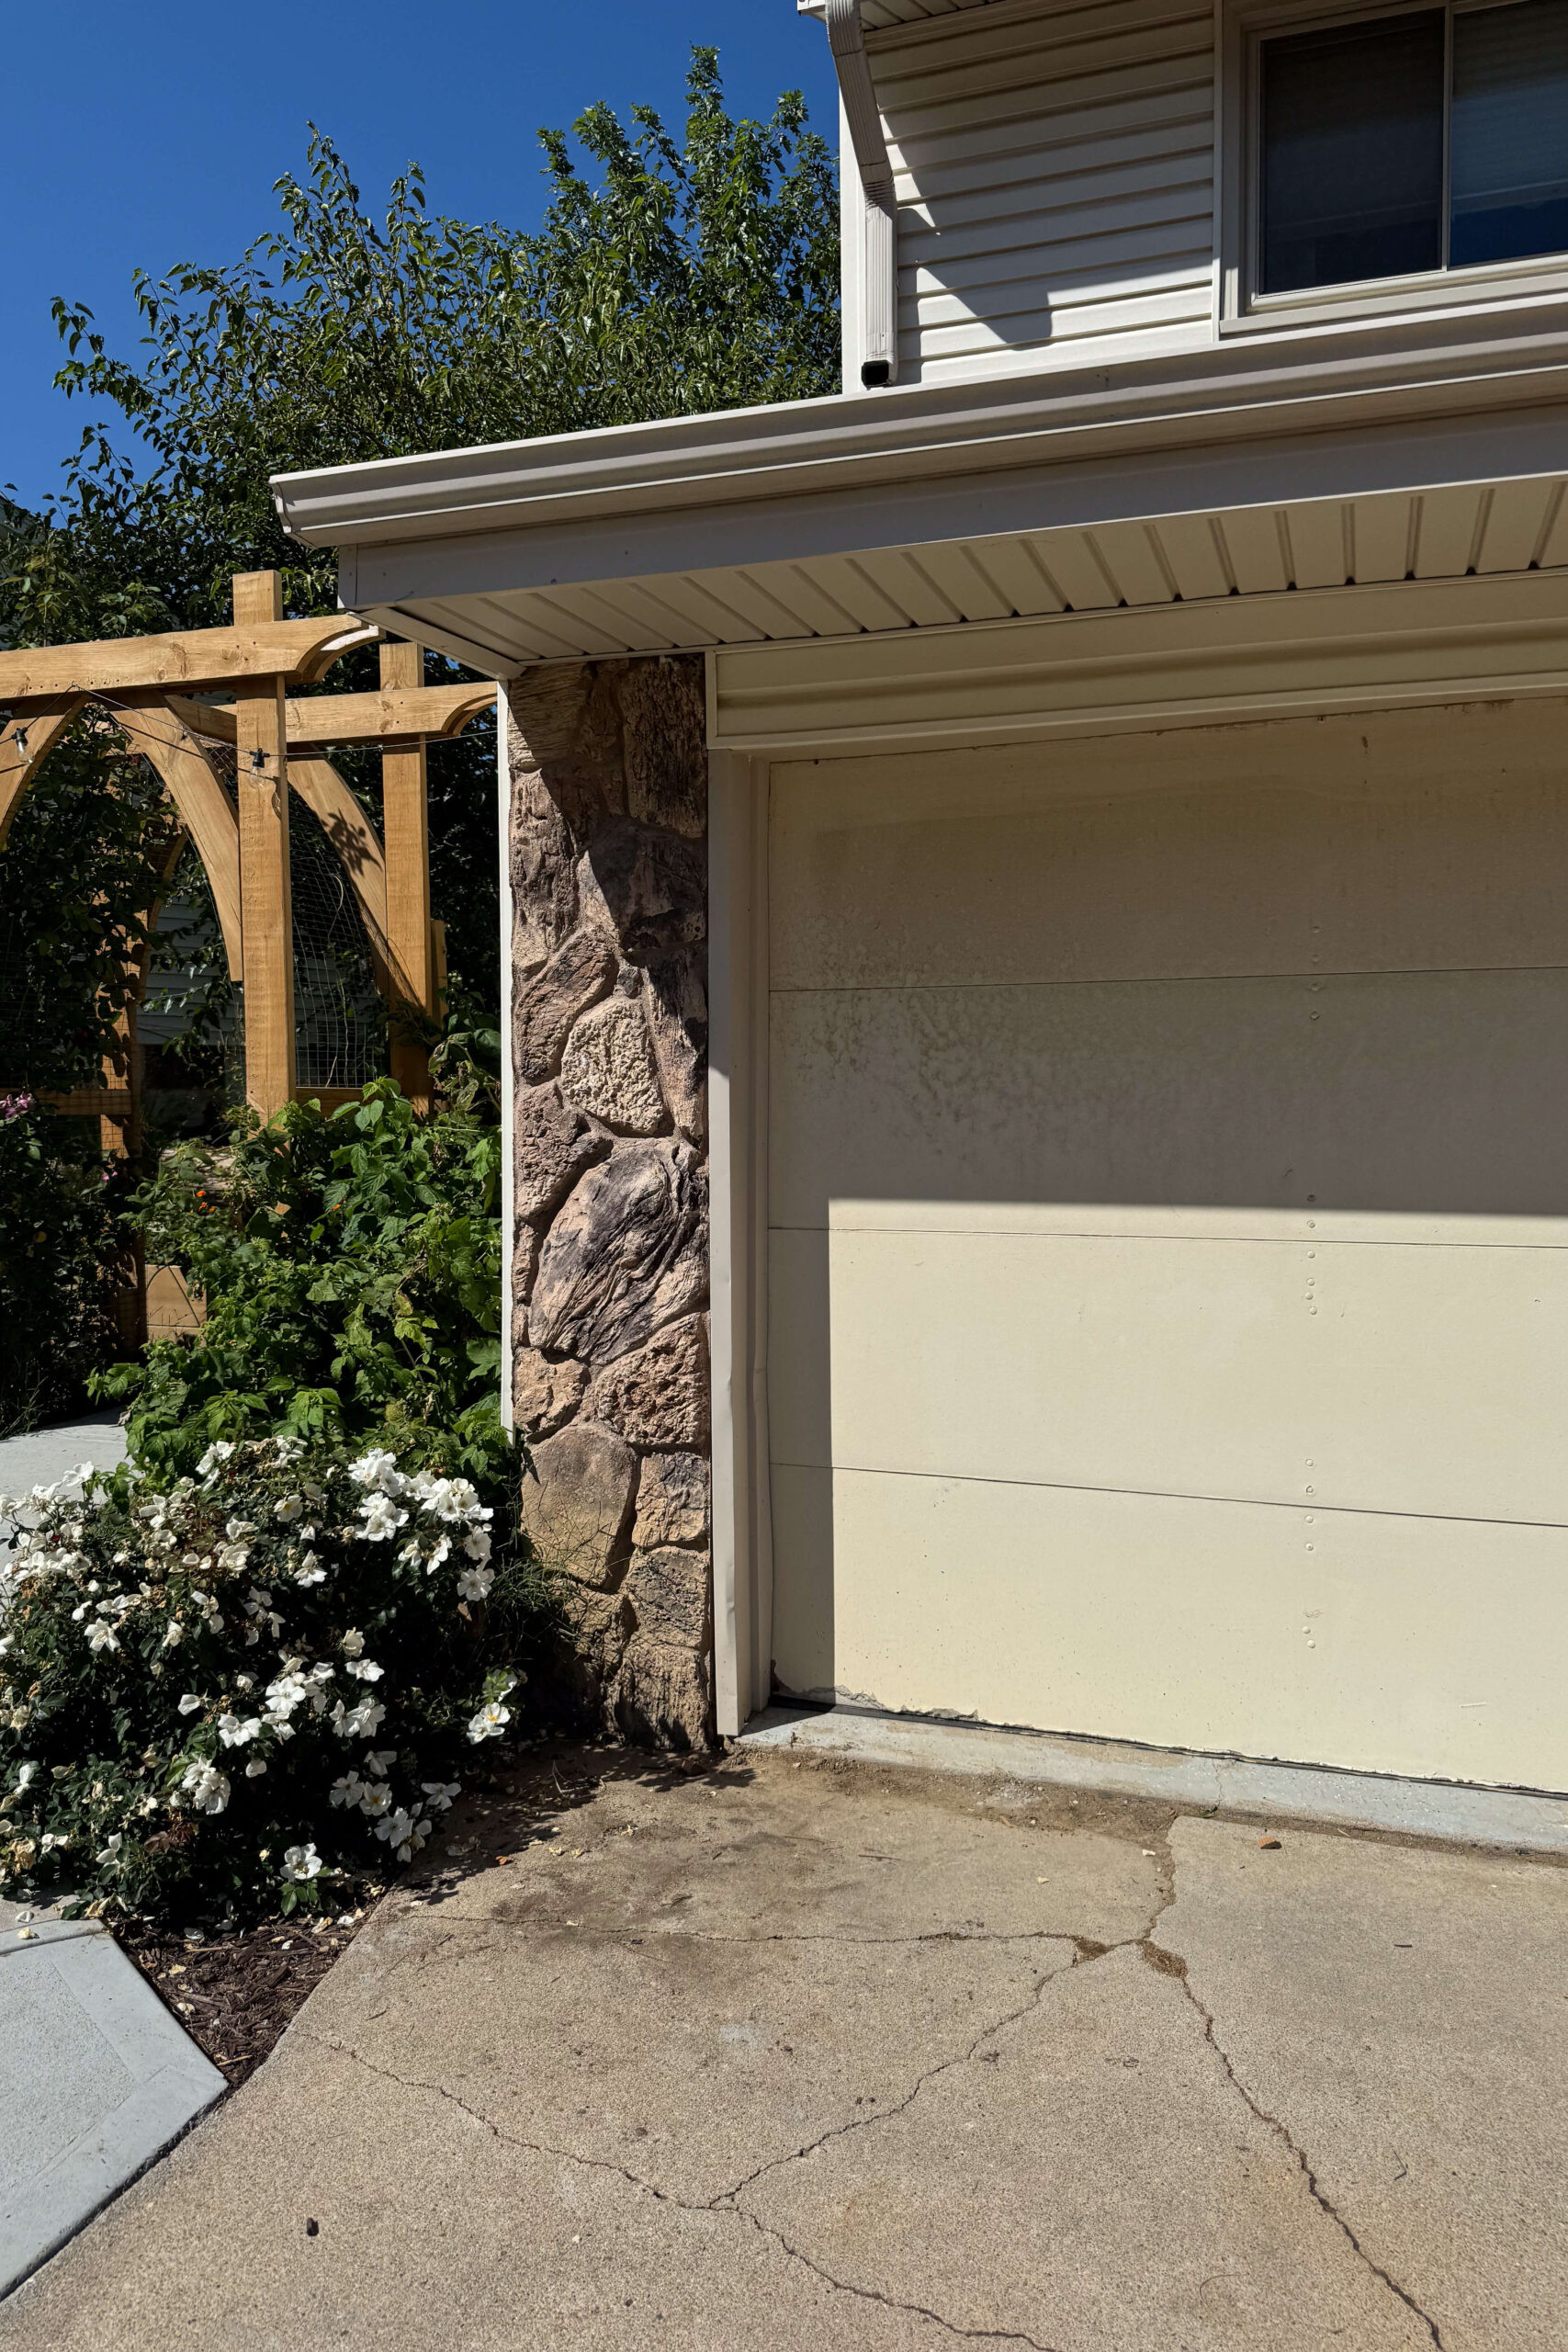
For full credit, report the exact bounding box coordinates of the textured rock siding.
[507,658,713,1748]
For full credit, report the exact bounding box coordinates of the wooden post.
[232,573,296,1117]
[379,639,434,1110]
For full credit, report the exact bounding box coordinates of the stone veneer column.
[507,657,714,1747]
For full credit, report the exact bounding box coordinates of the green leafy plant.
[0,1434,541,1926]
[96,1079,504,1488]
[0,1096,124,1436]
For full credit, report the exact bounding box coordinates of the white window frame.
[1218,0,1568,331]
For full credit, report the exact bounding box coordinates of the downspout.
[824,0,898,388]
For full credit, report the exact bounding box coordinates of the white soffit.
[358,475,1568,675]
[798,0,1008,26]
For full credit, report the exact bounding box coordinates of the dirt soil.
[114,1910,372,2091]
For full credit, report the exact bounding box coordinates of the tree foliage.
[2,50,838,1020]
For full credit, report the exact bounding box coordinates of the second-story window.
[1258,0,1568,294]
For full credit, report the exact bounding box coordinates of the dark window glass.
[1260,12,1445,290]
[1451,0,1568,267]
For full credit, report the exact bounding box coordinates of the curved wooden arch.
[0,696,88,848]
[118,704,244,981]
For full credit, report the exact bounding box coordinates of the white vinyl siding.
[870,0,1217,384]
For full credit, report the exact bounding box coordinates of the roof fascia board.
[336,401,1568,616]
[274,306,1568,555]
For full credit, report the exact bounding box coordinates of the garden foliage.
[0,1096,121,1436]
[96,1078,505,1488]
[0,1434,538,1924]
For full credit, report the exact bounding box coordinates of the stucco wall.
[505,656,714,1747]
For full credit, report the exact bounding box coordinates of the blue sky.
[3,2,839,513]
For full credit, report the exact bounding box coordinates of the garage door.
[766,699,1568,1789]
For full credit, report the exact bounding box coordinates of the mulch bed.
[114,1905,377,2090]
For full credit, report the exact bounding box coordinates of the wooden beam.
[288,680,495,748]
[161,681,496,750]
[0,695,86,847]
[125,704,243,980]
[0,614,378,705]
[233,574,296,1117]
[379,641,435,1110]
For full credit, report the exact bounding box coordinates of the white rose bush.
[0,1435,541,1923]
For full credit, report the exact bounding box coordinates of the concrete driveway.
[5,1742,1565,2350]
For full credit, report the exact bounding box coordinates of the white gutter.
[824,0,898,389]
[273,302,1568,553]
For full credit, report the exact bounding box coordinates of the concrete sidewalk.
[5,1743,1565,2349]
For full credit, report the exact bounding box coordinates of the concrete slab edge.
[739,1707,1568,1854]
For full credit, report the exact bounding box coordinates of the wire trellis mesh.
[0,717,389,1102]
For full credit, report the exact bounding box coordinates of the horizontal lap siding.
[873,0,1216,384]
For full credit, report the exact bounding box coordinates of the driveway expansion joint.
[1141,1944,1448,2349]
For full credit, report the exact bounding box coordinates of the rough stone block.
[615,1633,713,1750]
[529,1143,707,1363]
[517,1422,637,1589]
[512,1083,607,1224]
[642,948,707,1146]
[513,1347,589,1439]
[514,929,617,1086]
[559,994,667,1136]
[586,1315,710,1450]
[633,1452,711,1549]
[617,658,708,839]
[580,821,706,963]
[508,762,579,974]
[625,1544,712,1649]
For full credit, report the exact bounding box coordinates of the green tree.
[3,51,840,1015]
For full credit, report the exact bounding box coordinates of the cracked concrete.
[4,1746,1565,2349]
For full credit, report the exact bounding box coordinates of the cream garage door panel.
[766,709,1568,1787]
[769,1224,1568,1526]
[771,967,1568,1227]
[770,700,1568,994]
[769,1463,1568,1791]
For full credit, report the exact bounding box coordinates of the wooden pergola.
[0,571,493,1130]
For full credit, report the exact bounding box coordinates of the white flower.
[280,1842,321,1883]
[421,1781,460,1812]
[177,1693,203,1716]
[397,1539,423,1566]
[225,1517,256,1542]
[364,1749,397,1777]
[467,1700,511,1744]
[244,1758,267,1778]
[162,1620,185,1649]
[462,1528,492,1566]
[358,1492,408,1543]
[349,1448,403,1495]
[358,1781,393,1818]
[273,1435,304,1464]
[265,1671,310,1717]
[217,1543,251,1574]
[331,1695,386,1740]
[294,1553,325,1588]
[375,1807,430,1861]
[340,1628,365,1657]
[14,1763,37,1793]
[85,1619,119,1655]
[95,1833,124,1867]
[346,1658,384,1683]
[419,1476,484,1526]
[273,1495,303,1525]
[40,1831,69,1852]
[197,1442,235,1477]
[457,1566,493,1602]
[217,1713,263,1748]
[234,1675,254,1692]
[179,1760,231,1815]
[330,1772,369,1810]
[425,1535,451,1574]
